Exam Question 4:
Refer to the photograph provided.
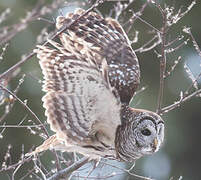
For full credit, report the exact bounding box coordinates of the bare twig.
[135,34,161,53]
[42,0,105,47]
[166,39,189,54]
[0,0,45,46]
[165,35,184,47]
[183,27,201,57]
[151,0,191,114]
[0,52,35,81]
[0,43,9,62]
[11,163,22,180]
[184,66,201,94]
[0,0,104,81]
[0,8,11,24]
[33,158,47,180]
[0,156,32,173]
[47,157,90,180]
[112,0,137,20]
[0,124,47,128]
[0,84,49,137]
[130,13,161,34]
[0,74,24,123]
[0,84,62,174]
[161,89,201,114]
[73,172,125,179]
[156,4,168,114]
[101,161,154,180]
[0,101,16,123]
[164,56,182,79]
[183,28,201,95]
[124,1,150,33]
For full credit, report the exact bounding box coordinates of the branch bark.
[47,157,90,180]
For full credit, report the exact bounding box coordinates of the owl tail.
[25,135,63,156]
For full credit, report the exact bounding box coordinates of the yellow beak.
[153,138,158,150]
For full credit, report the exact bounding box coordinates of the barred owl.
[30,9,164,162]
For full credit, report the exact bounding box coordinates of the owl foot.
[25,135,62,156]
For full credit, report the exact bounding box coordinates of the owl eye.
[141,128,151,136]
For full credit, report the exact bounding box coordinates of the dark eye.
[141,129,151,136]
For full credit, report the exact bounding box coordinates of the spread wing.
[34,42,121,146]
[56,9,140,104]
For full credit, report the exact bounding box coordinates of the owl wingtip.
[25,135,59,157]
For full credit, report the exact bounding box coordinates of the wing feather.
[55,9,140,103]
[34,45,121,145]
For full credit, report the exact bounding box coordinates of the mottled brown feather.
[56,8,140,104]
[34,44,121,150]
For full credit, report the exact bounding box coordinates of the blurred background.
[0,0,201,179]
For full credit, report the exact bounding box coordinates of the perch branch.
[47,157,90,180]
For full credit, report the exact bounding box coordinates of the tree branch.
[47,157,90,180]
[155,2,169,114]
[0,0,104,81]
[161,89,201,114]
[0,84,49,137]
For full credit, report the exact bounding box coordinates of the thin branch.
[165,35,184,47]
[161,89,201,114]
[19,168,36,180]
[114,0,137,20]
[0,124,47,128]
[101,161,154,180]
[155,2,168,114]
[165,39,189,54]
[0,84,49,137]
[73,172,125,179]
[164,56,182,79]
[0,156,32,173]
[183,28,201,95]
[156,36,166,114]
[0,84,61,174]
[0,52,35,80]
[183,26,201,57]
[47,157,90,180]
[0,0,45,46]
[43,0,105,46]
[124,1,150,33]
[33,159,47,180]
[0,0,104,81]
[0,8,10,24]
[185,72,201,94]
[11,163,22,180]
[0,127,6,139]
[0,74,24,123]
[0,101,16,123]
[135,34,161,53]
[130,14,161,34]
[189,33,201,57]
[0,43,9,62]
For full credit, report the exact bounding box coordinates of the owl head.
[115,106,164,162]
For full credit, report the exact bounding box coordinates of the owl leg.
[26,134,65,156]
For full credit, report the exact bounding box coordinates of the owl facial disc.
[134,118,164,154]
